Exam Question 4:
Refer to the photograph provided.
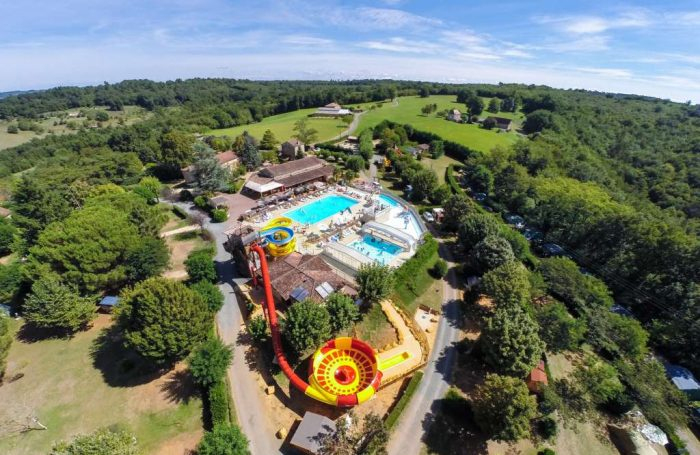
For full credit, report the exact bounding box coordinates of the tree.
[85,191,167,238]
[11,175,72,245]
[317,412,388,455]
[119,277,211,365]
[473,235,516,272]
[293,118,319,144]
[488,98,501,113]
[429,140,444,159]
[481,305,545,377]
[26,205,142,293]
[356,263,395,306]
[608,314,649,359]
[51,427,139,455]
[185,248,217,283]
[137,176,162,202]
[283,299,331,355]
[345,155,365,173]
[125,237,170,283]
[159,131,195,167]
[429,184,451,205]
[0,262,23,306]
[432,259,449,278]
[482,117,496,130]
[535,302,586,353]
[442,194,472,232]
[358,130,374,161]
[197,424,250,455]
[23,276,95,332]
[190,280,224,312]
[326,293,360,334]
[480,261,531,309]
[247,315,269,343]
[259,129,279,150]
[471,373,537,441]
[575,356,624,405]
[188,338,233,388]
[465,93,484,116]
[192,142,230,192]
[523,109,555,134]
[6,124,18,134]
[457,213,500,251]
[239,141,262,170]
[0,313,12,381]
[468,165,494,194]
[0,218,16,255]
[409,168,438,202]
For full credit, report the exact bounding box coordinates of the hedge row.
[208,379,231,427]
[385,371,424,429]
[445,164,465,195]
[393,234,439,288]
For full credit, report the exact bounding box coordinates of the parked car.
[503,213,526,229]
[422,211,435,223]
[523,228,543,243]
[539,242,565,257]
[473,192,487,202]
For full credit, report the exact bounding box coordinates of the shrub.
[197,424,250,455]
[211,208,228,223]
[6,125,18,134]
[431,259,448,278]
[471,373,537,441]
[23,276,95,332]
[185,248,217,283]
[604,390,635,415]
[394,234,438,286]
[190,280,224,312]
[50,427,139,455]
[538,449,556,455]
[386,371,423,429]
[247,315,269,343]
[208,379,231,426]
[194,195,209,209]
[189,338,233,388]
[356,263,396,307]
[538,416,557,439]
[283,299,331,355]
[0,314,11,381]
[179,189,193,201]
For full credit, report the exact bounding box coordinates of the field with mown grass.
[357,95,522,154]
[0,316,203,455]
[204,108,349,144]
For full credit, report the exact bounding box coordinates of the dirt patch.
[153,428,203,455]
[163,235,208,280]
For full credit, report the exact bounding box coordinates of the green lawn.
[204,108,349,143]
[357,95,521,154]
[0,318,203,454]
[353,304,398,349]
[419,155,464,184]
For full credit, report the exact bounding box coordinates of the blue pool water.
[379,194,400,207]
[285,195,358,225]
[347,235,402,265]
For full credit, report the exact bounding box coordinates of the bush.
[189,338,233,388]
[197,424,250,455]
[538,449,556,455]
[0,314,11,381]
[386,371,424,429]
[394,234,438,286]
[194,195,209,209]
[190,280,224,312]
[179,189,193,201]
[326,292,360,334]
[185,248,217,283]
[247,315,268,343]
[538,416,557,439]
[208,379,231,426]
[356,263,396,307]
[50,427,139,455]
[283,299,331,355]
[539,385,563,415]
[604,390,635,415]
[431,259,448,278]
[6,125,18,134]
[445,164,465,195]
[211,208,228,223]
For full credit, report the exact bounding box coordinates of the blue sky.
[1,0,699,101]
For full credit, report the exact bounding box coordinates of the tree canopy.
[23,276,95,332]
[197,424,250,455]
[356,263,395,306]
[283,299,331,355]
[188,338,233,388]
[51,427,139,455]
[471,373,537,441]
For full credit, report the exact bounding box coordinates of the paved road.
[172,202,283,454]
[387,244,462,455]
[329,111,364,142]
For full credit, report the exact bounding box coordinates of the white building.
[315,102,351,116]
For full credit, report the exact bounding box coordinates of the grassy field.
[353,304,399,350]
[357,96,521,154]
[0,317,203,455]
[419,154,464,184]
[0,106,150,151]
[204,108,349,143]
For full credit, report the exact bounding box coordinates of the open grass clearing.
[419,154,464,185]
[0,316,203,455]
[162,231,211,280]
[353,304,399,350]
[392,251,440,316]
[0,105,150,151]
[357,96,520,154]
[204,108,349,144]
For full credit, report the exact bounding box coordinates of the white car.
[422,212,435,223]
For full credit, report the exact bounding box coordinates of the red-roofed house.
[527,360,548,393]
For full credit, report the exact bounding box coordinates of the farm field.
[357,96,522,154]
[204,108,349,143]
[0,106,150,151]
[0,316,204,455]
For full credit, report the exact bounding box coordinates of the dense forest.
[0,78,698,378]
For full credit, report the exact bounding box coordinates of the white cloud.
[359,37,440,54]
[536,9,651,35]
[454,51,501,61]
[502,49,534,59]
[575,67,632,78]
[281,35,333,46]
[546,35,610,52]
[667,10,700,26]
[355,7,442,29]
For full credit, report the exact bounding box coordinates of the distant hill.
[0,90,36,100]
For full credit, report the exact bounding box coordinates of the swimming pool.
[347,235,402,265]
[285,194,358,225]
[379,194,400,207]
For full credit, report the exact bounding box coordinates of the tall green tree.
[356,263,395,306]
[27,205,142,293]
[185,248,217,283]
[535,302,586,353]
[457,212,500,251]
[409,168,438,202]
[471,373,537,441]
[125,237,170,283]
[259,129,279,150]
[481,305,545,377]
[0,218,16,255]
[487,98,501,113]
[11,176,72,245]
[23,276,96,332]
[190,280,224,312]
[283,299,331,355]
[197,424,250,455]
[119,277,211,364]
[480,261,531,309]
[51,427,139,455]
[192,142,230,191]
[159,131,195,167]
[473,235,516,273]
[239,141,262,170]
[326,293,360,334]
[188,338,233,388]
[442,194,472,232]
[293,118,319,144]
[0,313,12,381]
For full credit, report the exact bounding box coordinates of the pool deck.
[243,185,422,270]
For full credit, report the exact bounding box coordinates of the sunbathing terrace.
[241,182,426,275]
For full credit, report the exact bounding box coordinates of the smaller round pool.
[347,235,402,265]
